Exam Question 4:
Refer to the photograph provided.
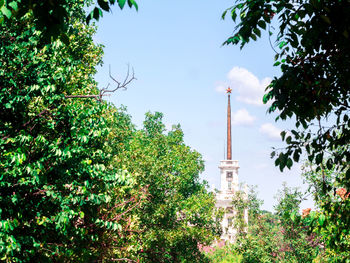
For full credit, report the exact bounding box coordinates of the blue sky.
[93,0,312,211]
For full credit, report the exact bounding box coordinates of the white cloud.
[259,123,282,141]
[216,67,271,106]
[232,108,256,126]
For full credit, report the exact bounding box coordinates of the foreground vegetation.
[221,1,350,262]
[205,175,349,263]
[0,1,221,262]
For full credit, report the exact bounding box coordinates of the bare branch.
[102,64,136,95]
[65,65,136,101]
[65,94,103,99]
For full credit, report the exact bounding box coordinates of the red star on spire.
[226,87,232,94]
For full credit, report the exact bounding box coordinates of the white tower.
[215,87,243,242]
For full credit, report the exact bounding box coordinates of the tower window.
[226,171,233,179]
[228,181,232,190]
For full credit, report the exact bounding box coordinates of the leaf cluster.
[0,5,222,262]
[0,7,141,262]
[300,164,350,262]
[0,0,138,43]
[114,112,222,262]
[229,184,321,263]
[223,0,350,185]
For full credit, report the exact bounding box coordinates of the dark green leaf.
[258,20,266,29]
[93,7,102,21]
[118,0,126,9]
[98,0,110,11]
[286,158,293,169]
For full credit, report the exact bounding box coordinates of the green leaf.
[279,41,287,49]
[8,1,18,11]
[280,131,286,140]
[315,153,323,164]
[286,136,291,144]
[1,5,11,19]
[79,211,85,219]
[129,0,138,11]
[93,7,103,21]
[253,28,261,38]
[86,11,93,24]
[270,151,276,158]
[290,211,296,222]
[222,10,228,20]
[318,214,326,226]
[118,0,126,9]
[258,20,266,29]
[98,0,110,12]
[292,150,300,162]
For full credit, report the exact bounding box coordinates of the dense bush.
[215,185,323,263]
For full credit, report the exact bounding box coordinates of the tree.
[223,2,350,259]
[229,185,262,237]
[1,1,222,261]
[0,4,139,261]
[274,183,320,262]
[222,0,350,180]
[230,184,320,263]
[301,164,350,262]
[0,0,138,42]
[115,112,222,262]
[228,186,279,262]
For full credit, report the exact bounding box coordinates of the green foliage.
[0,1,222,262]
[0,5,139,262]
[0,2,222,261]
[274,182,304,222]
[115,112,222,262]
[230,184,321,263]
[223,2,350,260]
[223,0,349,184]
[229,185,261,236]
[0,0,138,42]
[301,164,350,262]
[205,244,242,263]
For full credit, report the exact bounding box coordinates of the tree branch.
[65,65,136,101]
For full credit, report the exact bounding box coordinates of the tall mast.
[226,87,232,160]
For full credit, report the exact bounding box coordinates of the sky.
[93,0,313,212]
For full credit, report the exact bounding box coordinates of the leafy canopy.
[115,112,222,262]
[0,0,138,42]
[223,0,350,179]
[0,2,140,261]
[0,4,221,261]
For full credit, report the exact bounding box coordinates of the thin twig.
[65,65,136,102]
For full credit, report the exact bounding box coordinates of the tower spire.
[226,87,232,160]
